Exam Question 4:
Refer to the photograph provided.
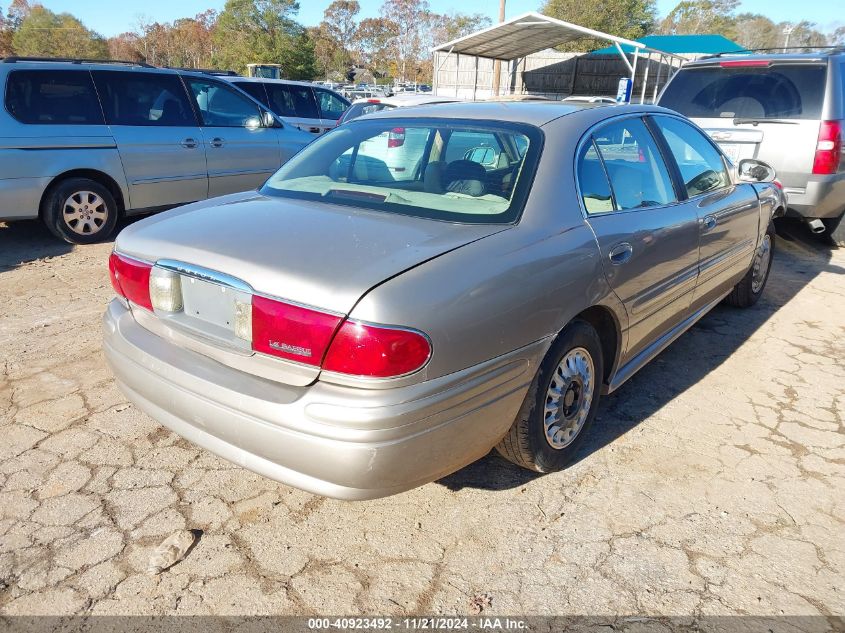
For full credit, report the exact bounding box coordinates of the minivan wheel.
[724,223,775,308]
[496,319,604,473]
[822,214,845,247]
[43,178,118,244]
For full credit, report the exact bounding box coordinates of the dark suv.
[658,49,845,245]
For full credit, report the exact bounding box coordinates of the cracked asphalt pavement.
[0,218,843,617]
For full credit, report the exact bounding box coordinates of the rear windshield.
[659,64,827,120]
[261,118,542,224]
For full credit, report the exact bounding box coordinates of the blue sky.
[16,0,842,37]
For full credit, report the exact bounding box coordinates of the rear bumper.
[784,173,845,219]
[102,301,540,500]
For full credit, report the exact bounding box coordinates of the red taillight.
[387,127,405,148]
[323,321,431,378]
[719,60,771,68]
[251,295,342,366]
[813,120,842,175]
[772,179,783,190]
[109,252,152,311]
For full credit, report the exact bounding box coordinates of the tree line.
[1,0,843,83]
[541,0,844,51]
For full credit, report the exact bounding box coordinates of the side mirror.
[737,158,776,183]
[262,110,279,128]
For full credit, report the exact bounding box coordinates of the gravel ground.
[0,217,843,617]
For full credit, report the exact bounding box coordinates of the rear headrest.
[444,160,487,197]
[424,161,446,193]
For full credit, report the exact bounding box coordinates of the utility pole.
[783,24,794,52]
[491,0,506,96]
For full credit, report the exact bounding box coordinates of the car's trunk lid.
[115,192,505,385]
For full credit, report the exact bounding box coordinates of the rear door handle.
[210,137,225,148]
[608,242,633,265]
[702,215,717,230]
[181,138,198,149]
[308,127,320,134]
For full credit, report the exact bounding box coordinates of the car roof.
[0,59,181,74]
[361,100,658,127]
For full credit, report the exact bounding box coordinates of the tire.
[496,319,604,472]
[724,222,775,308]
[822,214,845,247]
[42,178,119,245]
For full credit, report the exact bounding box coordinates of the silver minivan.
[658,50,845,245]
[0,58,313,244]
[222,77,350,135]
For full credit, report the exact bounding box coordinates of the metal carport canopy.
[431,11,650,61]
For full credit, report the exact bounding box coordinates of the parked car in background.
[104,102,783,500]
[223,76,350,134]
[337,94,457,125]
[563,95,617,104]
[0,57,313,244]
[658,50,845,245]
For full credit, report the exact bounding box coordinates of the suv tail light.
[387,127,405,148]
[109,252,153,311]
[323,321,431,378]
[813,120,842,175]
[719,60,771,68]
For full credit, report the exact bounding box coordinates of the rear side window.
[342,102,393,122]
[593,118,678,210]
[5,70,104,125]
[93,71,195,127]
[233,81,270,108]
[266,84,319,119]
[314,88,348,120]
[577,141,614,214]
[660,64,827,120]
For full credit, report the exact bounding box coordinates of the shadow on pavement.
[439,219,841,492]
[0,220,74,272]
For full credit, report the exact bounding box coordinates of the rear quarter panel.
[347,111,628,384]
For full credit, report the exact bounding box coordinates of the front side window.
[315,88,349,120]
[186,78,262,128]
[593,118,677,210]
[5,70,104,125]
[93,71,194,127]
[233,81,270,108]
[261,118,542,224]
[266,84,319,119]
[652,116,730,197]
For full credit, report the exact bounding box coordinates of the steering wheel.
[686,169,720,194]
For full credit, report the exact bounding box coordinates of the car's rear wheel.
[724,223,775,308]
[496,319,604,472]
[822,213,845,247]
[43,178,118,245]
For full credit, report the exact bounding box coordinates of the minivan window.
[652,116,730,197]
[593,118,677,210]
[233,81,270,108]
[660,64,827,120]
[314,88,348,120]
[266,84,319,119]
[261,118,541,225]
[5,70,104,125]
[186,78,262,128]
[93,71,195,127]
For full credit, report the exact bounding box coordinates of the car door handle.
[702,215,717,231]
[210,137,225,148]
[181,138,198,149]
[308,127,320,134]
[608,242,633,265]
